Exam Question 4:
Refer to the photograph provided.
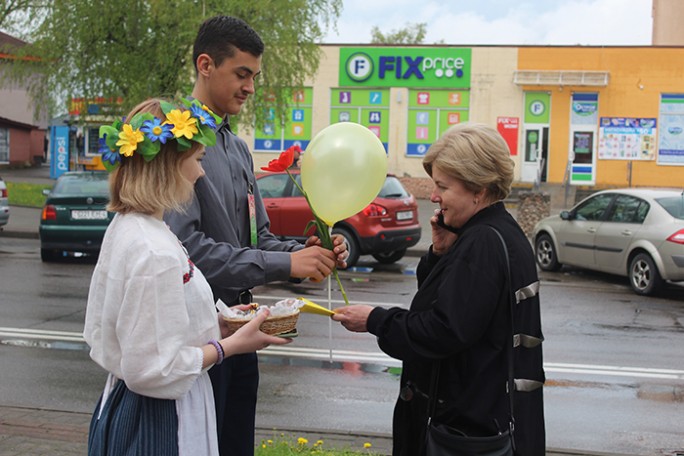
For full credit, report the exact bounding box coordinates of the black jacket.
[367,202,545,455]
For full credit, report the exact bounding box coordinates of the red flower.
[261,145,300,172]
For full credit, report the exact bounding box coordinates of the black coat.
[367,202,546,455]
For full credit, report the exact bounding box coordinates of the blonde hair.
[107,98,202,214]
[423,123,514,202]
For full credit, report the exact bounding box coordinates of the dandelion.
[297,437,308,445]
[364,442,372,448]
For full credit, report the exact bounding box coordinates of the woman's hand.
[221,309,291,356]
[430,209,458,256]
[331,305,374,333]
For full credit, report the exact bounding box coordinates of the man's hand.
[304,234,348,270]
[290,246,336,281]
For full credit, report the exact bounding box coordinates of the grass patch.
[6,181,53,208]
[256,435,381,455]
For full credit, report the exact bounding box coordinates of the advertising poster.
[49,126,70,179]
[658,94,684,165]
[330,88,390,152]
[598,117,657,160]
[254,88,313,152]
[406,89,470,156]
[339,47,472,89]
[497,117,519,156]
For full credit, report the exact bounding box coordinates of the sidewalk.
[0,405,608,456]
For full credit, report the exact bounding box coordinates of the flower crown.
[98,98,221,171]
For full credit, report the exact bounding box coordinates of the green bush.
[6,182,52,208]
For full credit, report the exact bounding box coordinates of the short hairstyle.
[423,123,514,202]
[193,16,264,72]
[107,99,201,215]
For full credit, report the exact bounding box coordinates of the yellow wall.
[518,47,684,188]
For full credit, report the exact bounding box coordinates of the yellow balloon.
[301,122,387,226]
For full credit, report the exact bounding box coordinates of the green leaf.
[102,162,117,172]
[100,125,120,151]
[159,100,177,116]
[137,137,160,162]
[176,136,191,151]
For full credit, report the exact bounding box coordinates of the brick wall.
[517,192,551,238]
[399,177,432,199]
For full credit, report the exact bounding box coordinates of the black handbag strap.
[426,226,516,441]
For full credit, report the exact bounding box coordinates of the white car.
[533,188,684,296]
[0,176,9,228]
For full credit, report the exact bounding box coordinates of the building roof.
[0,30,26,49]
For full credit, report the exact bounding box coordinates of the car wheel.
[332,227,359,269]
[41,248,60,262]
[372,248,407,264]
[535,233,561,271]
[629,252,664,296]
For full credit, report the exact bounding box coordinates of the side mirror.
[42,189,51,196]
[560,210,573,221]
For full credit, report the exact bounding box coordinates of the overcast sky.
[322,0,653,45]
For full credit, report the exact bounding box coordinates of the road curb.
[0,229,39,240]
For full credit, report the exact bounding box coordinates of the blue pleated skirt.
[88,379,179,456]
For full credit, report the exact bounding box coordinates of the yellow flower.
[115,124,144,157]
[315,439,324,447]
[267,439,273,445]
[297,437,308,445]
[165,109,198,140]
[364,442,372,448]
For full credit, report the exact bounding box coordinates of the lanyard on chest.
[248,182,257,247]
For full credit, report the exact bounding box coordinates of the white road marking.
[2,326,683,380]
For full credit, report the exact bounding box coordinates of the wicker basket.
[223,311,299,336]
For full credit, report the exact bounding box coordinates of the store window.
[406,89,470,157]
[330,88,389,152]
[254,88,313,153]
[0,127,8,163]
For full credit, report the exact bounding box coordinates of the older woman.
[333,123,545,455]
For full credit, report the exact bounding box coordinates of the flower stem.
[333,269,350,306]
[286,170,350,305]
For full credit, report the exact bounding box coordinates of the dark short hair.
[193,16,264,72]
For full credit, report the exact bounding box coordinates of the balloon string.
[328,274,333,363]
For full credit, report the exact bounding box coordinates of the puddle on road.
[2,338,88,351]
[259,354,401,376]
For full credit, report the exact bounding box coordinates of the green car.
[39,171,113,262]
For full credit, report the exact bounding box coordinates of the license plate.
[396,210,413,221]
[72,210,108,220]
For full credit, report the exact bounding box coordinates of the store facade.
[246,44,683,190]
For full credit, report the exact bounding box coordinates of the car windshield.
[378,176,409,198]
[52,174,109,197]
[656,195,684,220]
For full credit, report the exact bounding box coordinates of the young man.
[165,16,346,456]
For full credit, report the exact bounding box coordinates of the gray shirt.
[165,120,302,305]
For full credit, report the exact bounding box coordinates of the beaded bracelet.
[208,339,224,365]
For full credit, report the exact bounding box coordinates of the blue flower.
[99,133,120,166]
[140,117,174,144]
[101,149,121,166]
[98,135,110,154]
[190,104,218,129]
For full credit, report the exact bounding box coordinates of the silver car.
[0,176,9,227]
[533,188,684,296]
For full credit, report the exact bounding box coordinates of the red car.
[256,171,421,267]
